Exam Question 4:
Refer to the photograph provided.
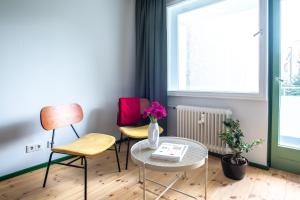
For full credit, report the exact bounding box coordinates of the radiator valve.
[198,112,206,124]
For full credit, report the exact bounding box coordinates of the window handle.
[275,76,284,82]
[253,29,263,37]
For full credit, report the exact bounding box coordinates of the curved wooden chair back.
[140,98,150,114]
[40,103,83,131]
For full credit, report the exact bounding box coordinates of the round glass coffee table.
[131,137,208,200]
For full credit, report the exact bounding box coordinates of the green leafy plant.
[219,118,263,165]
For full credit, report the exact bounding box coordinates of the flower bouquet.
[143,102,167,149]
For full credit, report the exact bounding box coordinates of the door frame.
[269,0,300,174]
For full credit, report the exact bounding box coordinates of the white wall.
[167,96,268,165]
[0,0,135,176]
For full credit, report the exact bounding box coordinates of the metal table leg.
[139,158,208,200]
[154,175,181,200]
[205,157,208,200]
[139,166,143,183]
[143,164,146,200]
[183,171,187,179]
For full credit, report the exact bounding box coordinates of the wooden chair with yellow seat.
[40,103,120,200]
[117,98,163,170]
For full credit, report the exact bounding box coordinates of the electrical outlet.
[26,145,35,153]
[26,144,42,153]
[34,144,42,151]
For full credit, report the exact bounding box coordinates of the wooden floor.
[1,146,300,200]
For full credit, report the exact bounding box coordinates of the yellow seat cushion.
[52,133,115,156]
[119,125,163,139]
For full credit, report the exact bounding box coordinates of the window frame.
[167,0,268,101]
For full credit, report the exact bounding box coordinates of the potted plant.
[219,118,263,180]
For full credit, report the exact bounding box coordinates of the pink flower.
[143,107,153,119]
[143,101,167,122]
[154,110,163,119]
[151,102,161,107]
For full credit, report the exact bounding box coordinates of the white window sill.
[168,90,268,101]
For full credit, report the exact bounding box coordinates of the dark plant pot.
[221,154,248,180]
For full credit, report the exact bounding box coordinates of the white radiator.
[176,105,232,154]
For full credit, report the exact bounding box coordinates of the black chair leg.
[118,133,123,152]
[114,143,121,172]
[83,156,87,200]
[125,137,130,170]
[81,157,84,165]
[43,152,54,187]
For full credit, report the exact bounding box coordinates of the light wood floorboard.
[1,146,300,200]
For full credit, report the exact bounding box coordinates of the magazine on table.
[151,143,188,162]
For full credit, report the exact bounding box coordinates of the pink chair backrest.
[40,103,83,131]
[117,98,150,126]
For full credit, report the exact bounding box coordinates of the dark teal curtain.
[135,0,168,131]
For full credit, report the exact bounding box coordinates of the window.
[167,0,267,99]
